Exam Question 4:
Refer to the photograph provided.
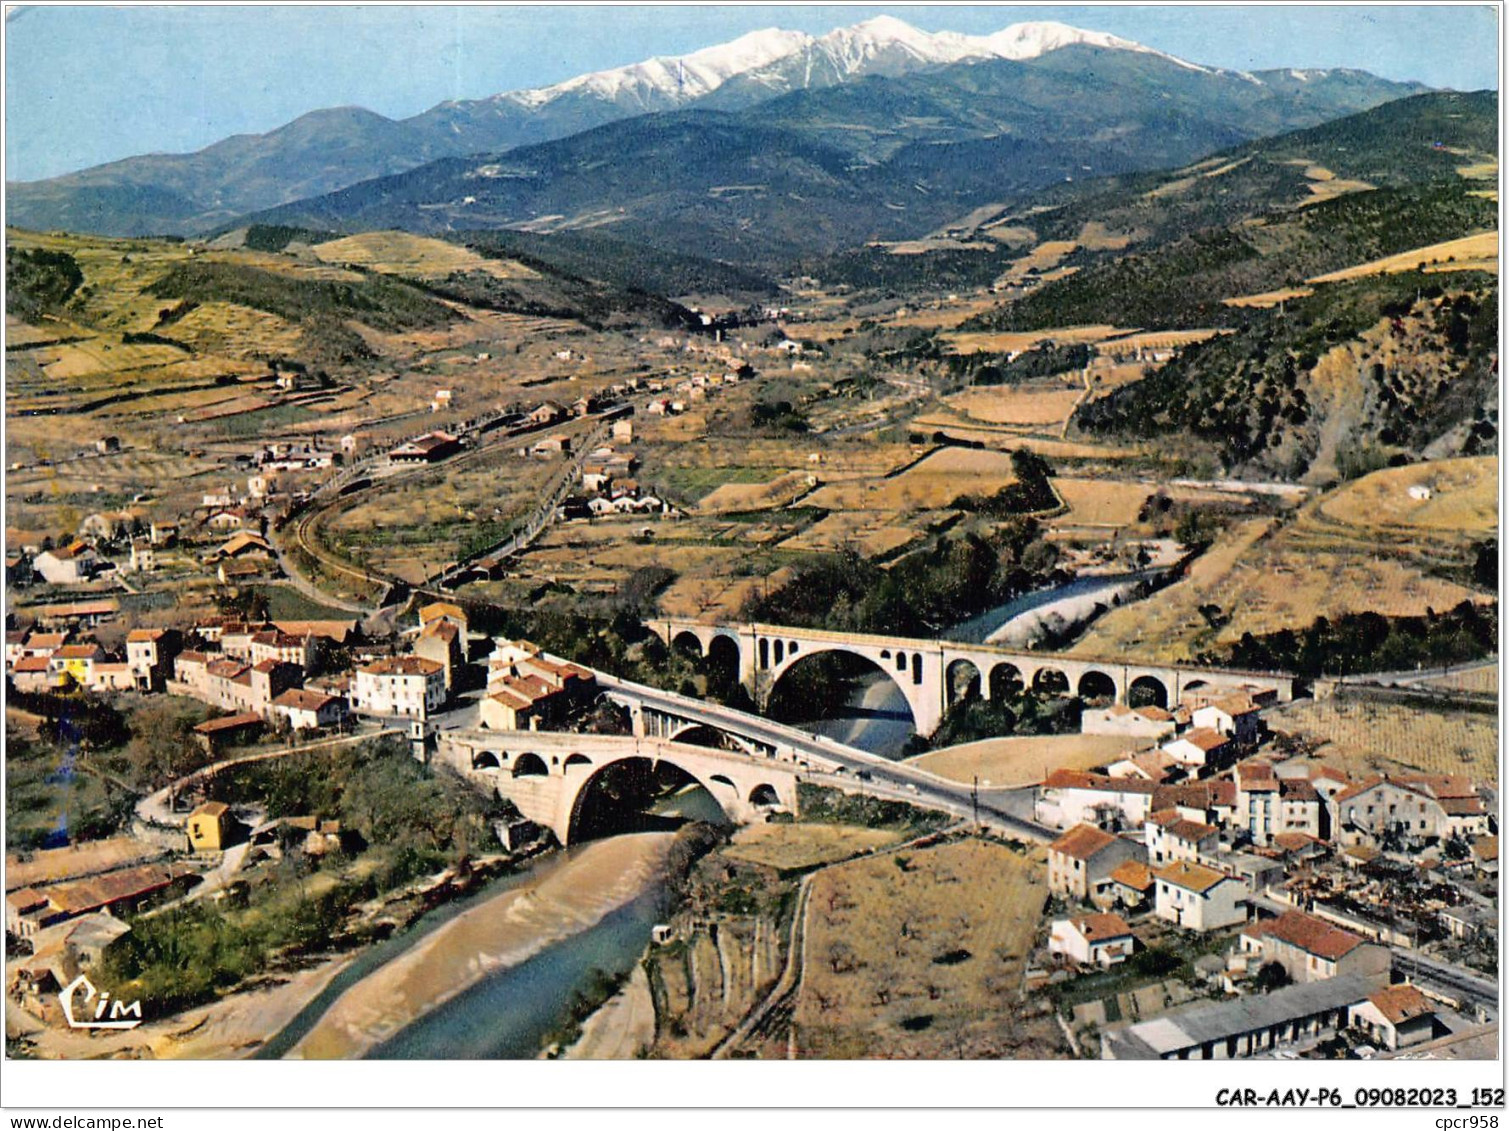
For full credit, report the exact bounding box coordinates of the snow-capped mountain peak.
[488,15,1203,114]
[502,26,814,110]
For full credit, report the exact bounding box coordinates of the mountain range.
[8,16,1428,244]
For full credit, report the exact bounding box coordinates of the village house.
[529,434,572,458]
[10,655,60,692]
[1105,750,1181,784]
[419,600,469,637]
[1035,770,1159,831]
[1144,810,1219,866]
[193,712,265,752]
[187,801,235,853]
[1334,773,1490,845]
[1049,912,1135,968]
[527,401,565,426]
[249,629,314,671]
[33,543,99,585]
[4,630,28,669]
[1349,984,1438,1050]
[1192,694,1265,744]
[1103,859,1157,911]
[1239,910,1390,985]
[1153,861,1247,931]
[351,656,446,720]
[481,640,596,731]
[219,558,278,585]
[390,431,460,464]
[1162,727,1233,775]
[413,618,464,690]
[62,911,131,972]
[271,687,349,731]
[89,661,136,692]
[49,642,106,688]
[1047,824,1144,903]
[1472,835,1498,879]
[19,630,71,661]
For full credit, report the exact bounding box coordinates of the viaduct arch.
[646,619,1296,738]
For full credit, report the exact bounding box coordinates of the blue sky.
[5,4,1499,182]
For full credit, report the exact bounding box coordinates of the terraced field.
[1271,697,1499,785]
[794,838,1062,1059]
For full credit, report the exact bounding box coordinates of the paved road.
[1392,951,1499,1013]
[598,673,1055,843]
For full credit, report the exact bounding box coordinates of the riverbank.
[559,964,656,1060]
[10,953,356,1061]
[288,833,674,1060]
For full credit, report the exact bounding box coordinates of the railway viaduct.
[647,618,1298,738]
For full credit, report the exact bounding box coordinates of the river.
[264,834,674,1060]
[946,572,1150,644]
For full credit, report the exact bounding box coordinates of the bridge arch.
[989,663,1024,700]
[563,752,594,773]
[765,645,920,744]
[472,750,502,770]
[749,783,781,807]
[1077,669,1118,704]
[512,752,549,777]
[672,630,705,658]
[946,658,982,705]
[566,755,732,845]
[1129,675,1170,709]
[1033,667,1070,696]
[705,634,740,676]
[668,722,762,757]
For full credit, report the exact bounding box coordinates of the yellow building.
[187,801,232,853]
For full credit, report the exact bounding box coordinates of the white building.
[1153,861,1246,931]
[1049,912,1135,968]
[271,688,349,731]
[351,656,446,720]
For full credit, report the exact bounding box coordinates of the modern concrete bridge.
[648,618,1297,737]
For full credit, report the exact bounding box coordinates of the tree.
[1254,961,1291,992]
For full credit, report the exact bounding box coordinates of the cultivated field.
[942,325,1122,355]
[312,231,540,280]
[723,822,901,871]
[1416,663,1498,695]
[1270,697,1499,785]
[794,838,1063,1059]
[1051,477,1154,529]
[909,734,1140,788]
[1308,232,1499,283]
[944,383,1084,427]
[1319,457,1497,539]
[805,446,1018,512]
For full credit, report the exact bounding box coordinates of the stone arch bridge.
[649,618,1297,738]
[435,729,804,845]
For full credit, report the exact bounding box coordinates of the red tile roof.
[1367,984,1434,1026]
[1153,861,1230,894]
[1107,859,1155,892]
[1174,728,1229,753]
[1070,912,1133,942]
[1242,911,1365,961]
[1050,824,1119,862]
